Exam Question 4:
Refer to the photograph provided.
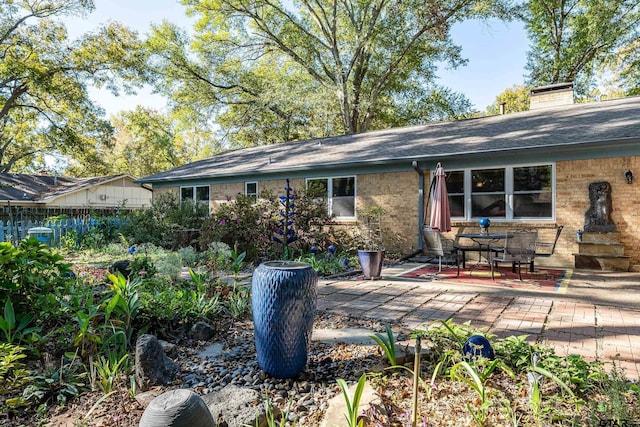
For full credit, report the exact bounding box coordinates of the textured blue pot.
[251,261,318,378]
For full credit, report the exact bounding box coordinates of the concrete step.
[574,253,630,271]
[581,232,622,244]
[577,242,626,256]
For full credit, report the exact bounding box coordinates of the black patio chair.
[490,230,538,280]
[531,225,564,271]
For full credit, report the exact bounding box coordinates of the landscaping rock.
[203,384,267,427]
[320,381,379,427]
[135,390,164,409]
[135,334,180,392]
[191,321,216,341]
[139,389,214,427]
[159,339,178,358]
[197,342,224,359]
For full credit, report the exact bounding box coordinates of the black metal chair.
[490,230,537,280]
[422,228,461,276]
[531,225,564,271]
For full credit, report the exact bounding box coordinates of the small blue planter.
[251,261,317,378]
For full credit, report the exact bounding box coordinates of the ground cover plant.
[1,185,639,426]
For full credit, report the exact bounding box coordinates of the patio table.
[455,233,509,274]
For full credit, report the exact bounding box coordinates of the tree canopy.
[486,84,530,114]
[0,0,145,174]
[141,0,509,148]
[522,0,640,98]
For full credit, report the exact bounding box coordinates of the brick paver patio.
[317,265,640,380]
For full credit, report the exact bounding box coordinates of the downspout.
[413,161,424,250]
[399,161,425,261]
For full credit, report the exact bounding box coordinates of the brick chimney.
[530,82,574,110]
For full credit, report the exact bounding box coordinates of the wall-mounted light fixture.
[625,170,633,184]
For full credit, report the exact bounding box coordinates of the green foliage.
[0,299,42,345]
[337,373,367,427]
[201,187,342,262]
[486,85,530,115]
[523,0,639,98]
[178,246,200,267]
[23,354,87,407]
[200,193,274,261]
[145,0,489,149]
[0,238,74,325]
[128,254,159,279]
[105,273,142,347]
[121,192,208,248]
[226,287,251,320]
[93,353,129,394]
[369,326,397,366]
[0,344,33,410]
[0,1,146,174]
[450,359,513,426]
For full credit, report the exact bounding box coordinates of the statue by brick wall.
[584,182,617,232]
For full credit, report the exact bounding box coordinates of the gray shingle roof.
[0,174,129,202]
[138,96,640,184]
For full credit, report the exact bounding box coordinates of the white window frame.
[306,176,357,220]
[245,181,258,203]
[442,163,555,221]
[180,185,210,212]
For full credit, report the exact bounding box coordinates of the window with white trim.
[307,176,356,219]
[245,182,258,203]
[444,163,554,220]
[180,185,210,211]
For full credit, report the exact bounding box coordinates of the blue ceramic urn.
[463,335,495,361]
[251,261,317,378]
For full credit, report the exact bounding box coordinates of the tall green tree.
[144,0,506,147]
[523,0,640,98]
[84,107,218,178]
[486,84,530,114]
[0,0,146,173]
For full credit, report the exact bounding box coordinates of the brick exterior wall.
[154,155,640,270]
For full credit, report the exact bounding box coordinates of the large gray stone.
[203,384,266,427]
[191,321,216,341]
[139,389,214,427]
[135,334,180,392]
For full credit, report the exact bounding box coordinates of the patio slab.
[316,263,640,380]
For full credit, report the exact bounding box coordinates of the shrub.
[121,192,208,248]
[0,238,74,318]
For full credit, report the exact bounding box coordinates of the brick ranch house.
[138,84,640,271]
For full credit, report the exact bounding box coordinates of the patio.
[317,264,640,380]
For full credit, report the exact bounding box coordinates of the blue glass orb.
[463,335,495,361]
[310,246,318,254]
[328,244,336,254]
[479,217,491,228]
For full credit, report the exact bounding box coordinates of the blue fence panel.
[0,216,127,246]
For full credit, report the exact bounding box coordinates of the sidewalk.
[316,263,640,380]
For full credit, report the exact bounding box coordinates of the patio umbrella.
[429,162,452,232]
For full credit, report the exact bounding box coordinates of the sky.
[64,0,530,117]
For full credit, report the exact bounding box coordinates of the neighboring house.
[0,173,153,212]
[138,84,640,271]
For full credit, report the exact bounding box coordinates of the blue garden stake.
[273,179,298,258]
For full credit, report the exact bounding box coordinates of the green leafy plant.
[227,287,251,320]
[23,353,87,407]
[450,359,514,426]
[369,325,397,366]
[0,299,41,344]
[73,307,101,361]
[93,353,129,394]
[105,273,141,346]
[0,343,33,410]
[336,373,367,427]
